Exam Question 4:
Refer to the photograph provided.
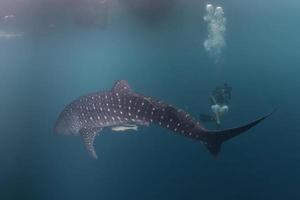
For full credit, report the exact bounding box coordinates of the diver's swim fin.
[202,111,273,157]
[199,114,215,122]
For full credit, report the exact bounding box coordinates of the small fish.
[54,80,273,159]
[111,125,138,132]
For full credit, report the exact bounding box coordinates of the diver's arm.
[210,95,217,105]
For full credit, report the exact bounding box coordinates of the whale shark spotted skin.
[54,80,272,159]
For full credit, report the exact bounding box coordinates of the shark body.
[54,80,271,159]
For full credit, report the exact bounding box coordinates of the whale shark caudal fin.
[202,112,273,157]
[80,127,102,159]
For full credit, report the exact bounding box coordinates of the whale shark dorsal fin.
[112,80,132,93]
[80,128,102,159]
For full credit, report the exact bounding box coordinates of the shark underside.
[54,80,272,159]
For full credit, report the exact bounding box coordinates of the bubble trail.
[203,4,226,62]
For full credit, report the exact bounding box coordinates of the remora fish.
[54,80,272,159]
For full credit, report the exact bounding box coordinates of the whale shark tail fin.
[203,112,273,157]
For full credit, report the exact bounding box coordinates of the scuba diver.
[200,83,232,127]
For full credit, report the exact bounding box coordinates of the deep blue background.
[0,0,299,199]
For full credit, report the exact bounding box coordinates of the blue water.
[1,0,300,199]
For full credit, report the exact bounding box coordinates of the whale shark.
[54,80,272,159]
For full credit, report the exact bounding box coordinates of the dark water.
[0,0,300,199]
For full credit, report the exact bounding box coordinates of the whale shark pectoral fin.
[80,128,102,159]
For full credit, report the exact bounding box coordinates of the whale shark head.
[54,105,80,135]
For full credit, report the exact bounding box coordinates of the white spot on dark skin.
[60,83,203,151]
